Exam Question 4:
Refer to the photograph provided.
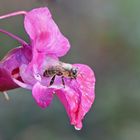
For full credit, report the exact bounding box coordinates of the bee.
[43,62,78,87]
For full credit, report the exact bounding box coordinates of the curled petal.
[0,66,18,91]
[19,64,37,86]
[56,64,95,130]
[72,64,96,129]
[32,82,54,108]
[0,46,31,91]
[24,7,70,57]
[56,87,80,128]
[1,46,31,71]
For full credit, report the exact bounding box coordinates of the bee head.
[71,67,78,78]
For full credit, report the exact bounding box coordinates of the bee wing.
[24,7,70,57]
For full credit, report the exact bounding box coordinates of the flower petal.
[0,66,18,91]
[56,87,80,128]
[72,64,96,129]
[56,64,95,130]
[0,46,31,91]
[32,82,54,108]
[24,7,70,57]
[1,46,31,71]
[12,78,32,90]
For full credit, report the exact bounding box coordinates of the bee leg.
[61,76,65,88]
[50,75,56,86]
[70,77,76,82]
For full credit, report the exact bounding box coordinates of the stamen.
[0,11,27,20]
[0,28,28,46]
[3,91,10,100]
[12,78,32,90]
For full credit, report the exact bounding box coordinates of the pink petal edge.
[56,64,95,130]
[24,7,70,57]
[32,82,54,108]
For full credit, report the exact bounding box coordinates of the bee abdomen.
[43,69,55,77]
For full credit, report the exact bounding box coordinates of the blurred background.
[0,0,140,140]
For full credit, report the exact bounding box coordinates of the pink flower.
[0,7,96,130]
[0,29,32,91]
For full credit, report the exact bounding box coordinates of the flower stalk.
[0,11,26,20]
[0,29,28,46]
